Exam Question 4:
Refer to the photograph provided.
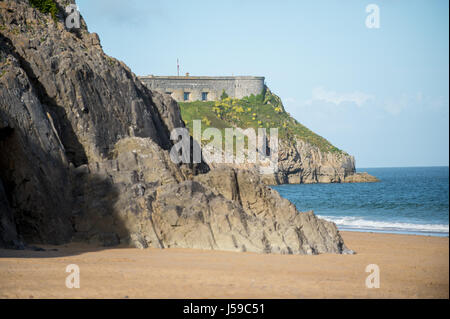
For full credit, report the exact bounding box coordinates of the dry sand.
[0,231,448,299]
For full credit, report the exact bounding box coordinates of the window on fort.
[165,91,172,95]
[183,92,190,101]
[201,92,208,101]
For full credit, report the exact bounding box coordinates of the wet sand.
[0,231,448,298]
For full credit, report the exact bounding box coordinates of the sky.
[77,0,449,168]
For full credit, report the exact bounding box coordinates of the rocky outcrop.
[261,140,379,185]
[194,168,350,254]
[70,137,349,254]
[203,139,378,186]
[342,172,379,183]
[0,0,350,254]
[190,88,378,185]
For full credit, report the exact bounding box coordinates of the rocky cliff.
[203,139,378,185]
[261,139,379,185]
[0,0,351,254]
[261,88,378,184]
[179,90,378,185]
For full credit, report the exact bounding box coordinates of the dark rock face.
[0,29,74,245]
[0,176,21,248]
[0,0,350,254]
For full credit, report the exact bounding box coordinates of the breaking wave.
[318,215,449,235]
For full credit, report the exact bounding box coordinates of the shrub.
[29,0,58,21]
[220,89,229,100]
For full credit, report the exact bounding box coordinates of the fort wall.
[139,75,265,102]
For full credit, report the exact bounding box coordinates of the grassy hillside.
[179,87,344,154]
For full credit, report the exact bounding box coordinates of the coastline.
[333,228,449,237]
[0,231,448,299]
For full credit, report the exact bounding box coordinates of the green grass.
[179,87,344,154]
[29,0,58,21]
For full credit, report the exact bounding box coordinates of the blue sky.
[77,0,449,168]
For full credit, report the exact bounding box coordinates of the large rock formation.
[203,138,378,185]
[0,0,351,254]
[176,87,378,185]
[261,140,379,185]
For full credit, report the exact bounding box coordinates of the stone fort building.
[139,75,265,102]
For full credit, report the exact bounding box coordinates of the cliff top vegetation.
[179,86,345,154]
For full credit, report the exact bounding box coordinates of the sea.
[272,167,449,237]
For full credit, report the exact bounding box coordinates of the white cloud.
[384,94,408,115]
[305,87,374,107]
[383,92,448,115]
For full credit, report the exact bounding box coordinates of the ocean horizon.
[273,166,449,237]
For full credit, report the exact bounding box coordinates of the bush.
[29,0,58,20]
[220,89,229,100]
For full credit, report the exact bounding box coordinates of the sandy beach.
[0,231,448,299]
